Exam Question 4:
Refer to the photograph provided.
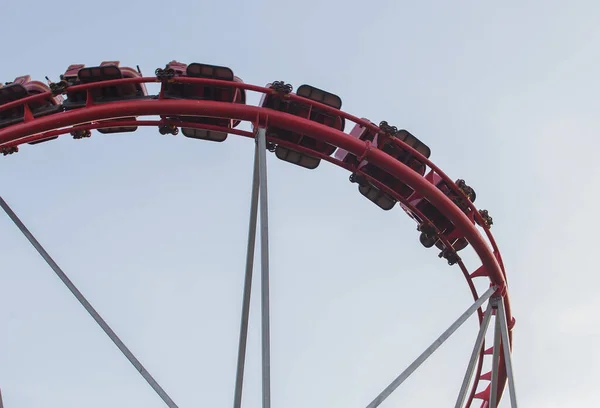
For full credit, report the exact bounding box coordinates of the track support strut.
[489,296,518,408]
[0,196,179,408]
[454,301,494,408]
[454,295,518,408]
[233,127,272,408]
[365,285,497,408]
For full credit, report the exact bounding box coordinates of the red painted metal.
[0,76,512,407]
[0,100,506,283]
[0,76,510,270]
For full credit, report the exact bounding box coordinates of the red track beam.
[0,100,506,289]
[0,99,512,406]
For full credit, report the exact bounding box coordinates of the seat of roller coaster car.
[186,62,245,104]
[162,63,243,142]
[63,61,148,110]
[162,62,243,103]
[296,84,343,110]
[0,82,29,128]
[375,130,430,176]
[61,63,99,109]
[186,63,234,81]
[0,76,62,128]
[261,84,344,170]
[293,85,345,132]
[77,62,123,83]
[393,129,431,159]
[0,81,29,106]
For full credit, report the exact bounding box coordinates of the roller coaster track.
[0,71,517,407]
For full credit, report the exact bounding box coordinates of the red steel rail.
[0,75,513,407]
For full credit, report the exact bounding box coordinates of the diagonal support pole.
[233,141,261,408]
[365,286,497,408]
[497,297,518,407]
[454,301,494,408]
[489,299,502,408]
[255,127,272,408]
[0,196,178,408]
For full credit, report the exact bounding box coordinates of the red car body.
[160,61,246,142]
[260,84,345,169]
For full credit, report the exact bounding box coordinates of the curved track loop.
[0,76,513,407]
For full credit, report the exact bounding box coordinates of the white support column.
[497,298,518,407]
[489,298,502,408]
[233,143,261,408]
[366,286,497,408]
[454,301,494,408]
[256,128,272,408]
[0,196,178,408]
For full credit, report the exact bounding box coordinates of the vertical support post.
[255,128,272,408]
[488,298,502,408]
[233,144,261,408]
[0,387,4,408]
[454,301,494,408]
[365,286,497,408]
[0,196,178,408]
[497,299,518,407]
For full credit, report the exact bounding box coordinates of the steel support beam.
[0,196,178,408]
[233,142,261,408]
[489,298,502,408]
[497,298,518,407]
[256,128,272,408]
[366,286,497,408]
[454,301,494,408]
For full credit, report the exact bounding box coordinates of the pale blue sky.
[0,0,599,407]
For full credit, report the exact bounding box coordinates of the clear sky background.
[0,0,598,407]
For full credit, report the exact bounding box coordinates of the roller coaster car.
[0,75,63,132]
[61,61,148,134]
[336,121,430,210]
[160,61,246,142]
[406,172,476,252]
[260,84,345,170]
